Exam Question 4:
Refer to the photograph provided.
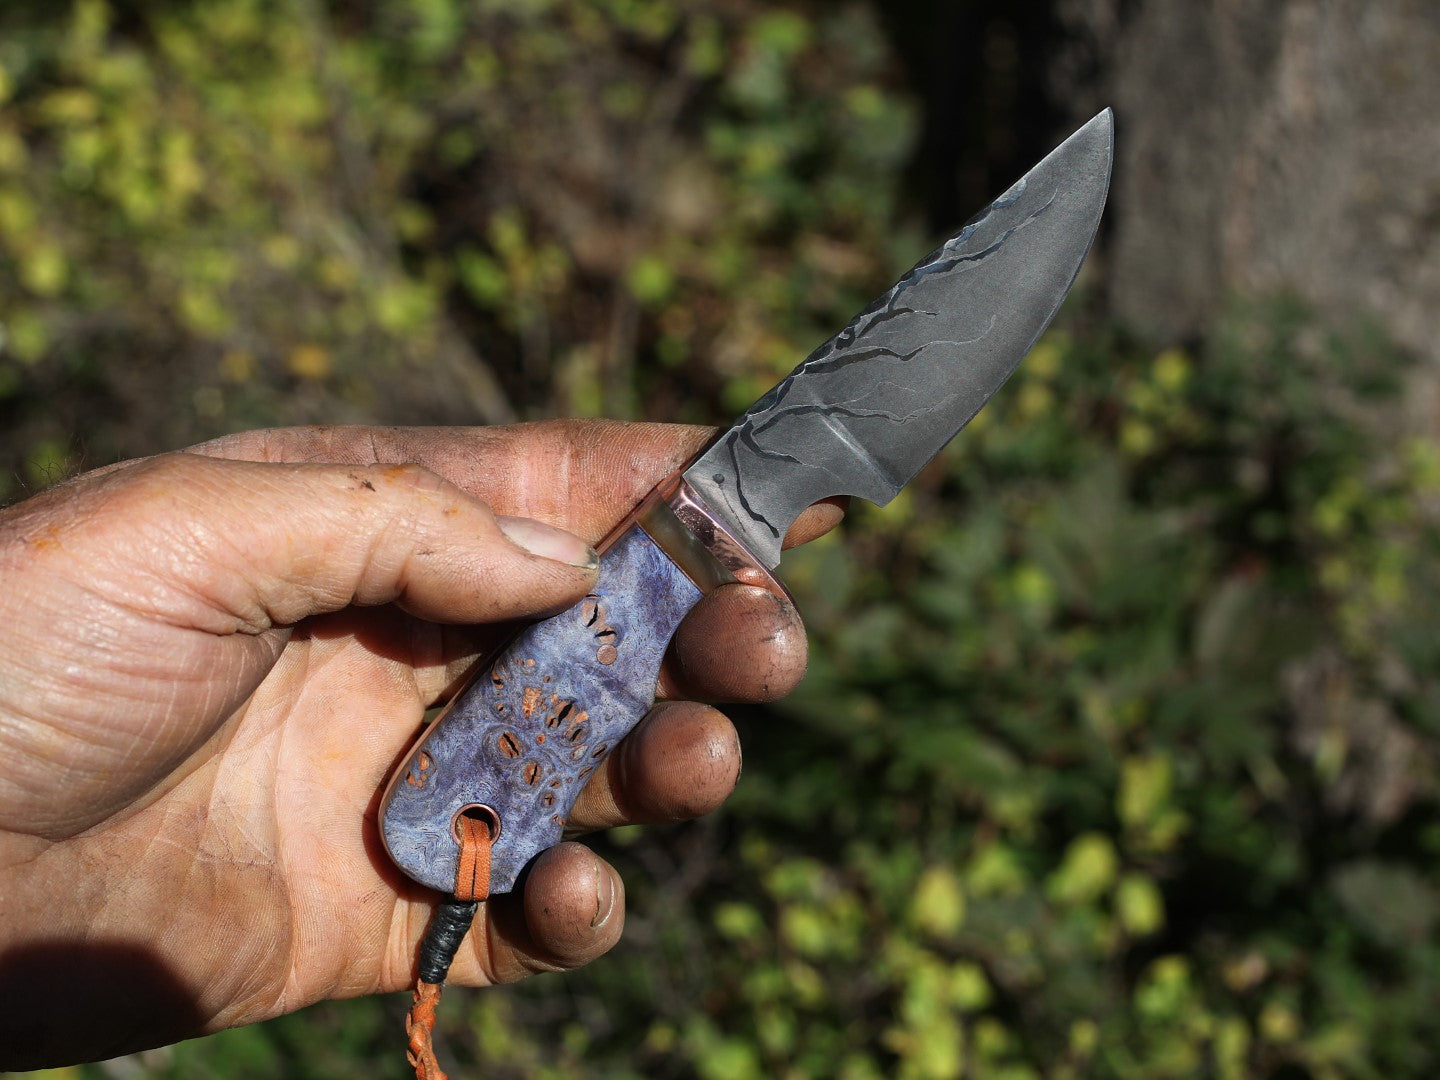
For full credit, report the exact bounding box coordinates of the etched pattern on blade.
[684,110,1114,567]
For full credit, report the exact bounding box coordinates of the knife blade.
[380,110,1113,898]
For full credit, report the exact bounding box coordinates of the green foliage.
[0,0,914,486]
[748,304,1440,1079]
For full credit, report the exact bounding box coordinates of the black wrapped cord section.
[418,899,480,985]
[407,898,480,1080]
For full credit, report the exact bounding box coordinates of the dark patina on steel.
[685,110,1114,568]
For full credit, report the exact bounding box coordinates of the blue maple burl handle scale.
[380,476,784,897]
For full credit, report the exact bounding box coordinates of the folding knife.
[381,110,1114,898]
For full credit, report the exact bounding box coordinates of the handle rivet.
[450,803,501,844]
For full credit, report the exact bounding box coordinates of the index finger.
[185,422,704,542]
[187,421,847,549]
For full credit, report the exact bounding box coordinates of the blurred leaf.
[909,865,966,938]
[1115,872,1165,937]
[626,254,675,307]
[287,343,331,380]
[1047,833,1118,906]
[24,438,72,488]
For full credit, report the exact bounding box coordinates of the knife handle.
[379,475,784,897]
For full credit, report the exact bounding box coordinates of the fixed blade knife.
[381,110,1114,898]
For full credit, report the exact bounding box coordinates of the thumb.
[64,454,600,632]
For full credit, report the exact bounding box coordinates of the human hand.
[0,421,841,1069]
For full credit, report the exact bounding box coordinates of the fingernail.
[592,864,617,930]
[498,516,598,569]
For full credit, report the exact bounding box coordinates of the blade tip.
[1069,108,1116,196]
[1079,107,1115,149]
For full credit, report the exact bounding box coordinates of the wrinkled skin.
[0,421,843,1069]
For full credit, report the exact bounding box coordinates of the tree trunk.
[1058,0,1440,366]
